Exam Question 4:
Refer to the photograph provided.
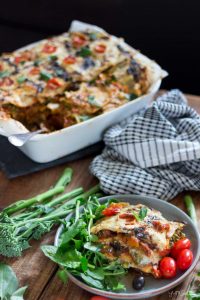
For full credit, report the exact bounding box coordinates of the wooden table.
[0,92,200,300]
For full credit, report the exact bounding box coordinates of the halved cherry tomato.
[94,44,106,53]
[72,35,86,47]
[170,238,191,259]
[42,44,57,54]
[0,77,14,87]
[177,249,193,270]
[102,203,123,216]
[159,257,177,278]
[90,296,109,300]
[29,67,40,75]
[46,78,62,89]
[14,56,26,64]
[63,55,76,64]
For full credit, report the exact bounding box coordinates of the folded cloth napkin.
[90,89,200,200]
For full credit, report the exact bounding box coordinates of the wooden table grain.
[0,92,200,300]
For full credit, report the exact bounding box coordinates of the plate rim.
[54,194,200,299]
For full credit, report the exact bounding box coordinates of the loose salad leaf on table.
[42,196,127,292]
[0,263,27,300]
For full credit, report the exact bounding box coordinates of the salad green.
[42,196,127,292]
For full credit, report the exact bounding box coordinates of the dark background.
[0,0,200,94]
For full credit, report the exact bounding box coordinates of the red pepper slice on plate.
[63,55,77,64]
[42,44,57,54]
[94,44,106,53]
[46,78,63,89]
[102,203,123,216]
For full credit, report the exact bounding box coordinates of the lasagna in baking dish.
[0,28,159,132]
[91,202,184,278]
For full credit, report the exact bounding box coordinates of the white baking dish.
[0,21,167,163]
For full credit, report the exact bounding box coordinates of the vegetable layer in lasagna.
[91,202,184,278]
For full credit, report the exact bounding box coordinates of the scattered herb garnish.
[88,95,100,107]
[77,47,92,57]
[0,263,27,300]
[49,55,58,61]
[42,196,126,292]
[133,207,148,221]
[184,195,198,227]
[128,93,137,101]
[17,76,26,84]
[40,71,52,81]
[0,70,10,78]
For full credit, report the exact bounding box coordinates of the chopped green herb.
[17,76,26,84]
[0,70,10,78]
[79,115,91,122]
[89,32,98,41]
[133,207,148,221]
[128,93,137,101]
[34,60,41,66]
[88,95,100,107]
[77,47,92,57]
[40,71,52,81]
[132,211,140,222]
[49,55,58,61]
[139,207,148,220]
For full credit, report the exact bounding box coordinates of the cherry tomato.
[170,238,191,259]
[42,44,57,54]
[177,249,193,271]
[63,55,76,64]
[72,35,86,47]
[102,203,122,216]
[0,77,14,87]
[159,257,177,278]
[90,297,109,300]
[29,67,40,75]
[46,78,62,89]
[94,44,106,53]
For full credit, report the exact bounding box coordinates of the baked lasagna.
[0,25,163,132]
[91,202,184,278]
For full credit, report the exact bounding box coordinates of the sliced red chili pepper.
[63,55,77,64]
[72,35,86,47]
[29,67,40,75]
[102,203,123,216]
[46,78,62,89]
[42,44,57,54]
[94,44,106,53]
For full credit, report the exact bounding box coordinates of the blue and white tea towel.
[90,89,200,200]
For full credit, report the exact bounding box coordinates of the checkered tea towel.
[90,89,200,200]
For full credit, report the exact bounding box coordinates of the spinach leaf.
[80,273,104,289]
[0,263,27,300]
[57,269,68,284]
[0,263,18,299]
[10,287,27,300]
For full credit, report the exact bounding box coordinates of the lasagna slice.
[91,203,184,278]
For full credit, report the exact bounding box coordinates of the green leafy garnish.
[133,207,148,221]
[77,47,92,57]
[88,95,101,107]
[49,55,58,61]
[0,71,10,78]
[40,71,52,81]
[41,196,126,292]
[17,76,26,84]
[128,93,137,101]
[0,263,27,300]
